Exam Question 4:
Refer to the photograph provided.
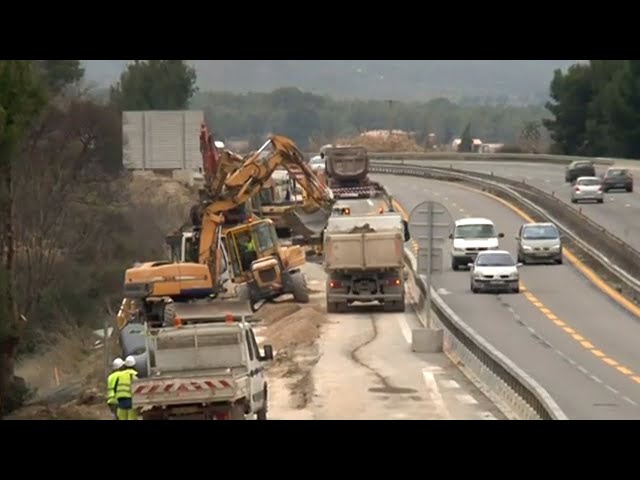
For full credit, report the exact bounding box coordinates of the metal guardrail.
[305,151,618,165]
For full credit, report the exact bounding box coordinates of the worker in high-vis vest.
[114,355,139,420]
[107,358,125,418]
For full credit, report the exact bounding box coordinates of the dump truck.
[131,315,273,420]
[323,211,410,313]
[322,145,388,202]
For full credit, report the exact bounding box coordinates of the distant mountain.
[82,60,579,104]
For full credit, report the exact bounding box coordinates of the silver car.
[516,222,563,265]
[469,250,521,294]
[571,176,604,203]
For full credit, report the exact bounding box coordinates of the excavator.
[121,123,335,325]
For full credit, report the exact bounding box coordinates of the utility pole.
[387,100,393,137]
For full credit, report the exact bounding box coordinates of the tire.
[163,303,176,326]
[230,404,246,420]
[290,271,310,303]
[555,256,563,265]
[512,286,520,294]
[326,300,338,313]
[571,198,577,203]
[451,258,459,271]
[256,386,268,420]
[628,186,634,193]
[597,198,604,203]
[384,300,405,312]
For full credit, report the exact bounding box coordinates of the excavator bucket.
[283,206,331,238]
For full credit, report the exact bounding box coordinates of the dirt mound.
[336,134,424,152]
[127,172,196,207]
[265,305,326,352]
[253,303,302,326]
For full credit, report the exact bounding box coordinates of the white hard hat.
[112,358,124,370]
[124,355,136,367]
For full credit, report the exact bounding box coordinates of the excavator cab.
[224,218,309,310]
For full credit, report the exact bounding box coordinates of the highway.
[263,208,504,420]
[405,160,640,252]
[373,172,640,419]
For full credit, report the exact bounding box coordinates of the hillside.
[82,60,579,104]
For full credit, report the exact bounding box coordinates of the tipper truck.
[324,212,410,313]
[131,314,273,420]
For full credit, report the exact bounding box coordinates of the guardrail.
[305,151,619,165]
[402,247,568,420]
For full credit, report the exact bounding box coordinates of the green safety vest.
[246,240,255,252]
[114,369,138,400]
[106,371,119,404]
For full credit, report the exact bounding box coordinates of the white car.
[570,176,604,204]
[469,250,521,294]
[449,217,504,270]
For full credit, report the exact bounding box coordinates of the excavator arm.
[196,135,335,289]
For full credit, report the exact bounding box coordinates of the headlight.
[522,246,533,251]
[453,247,464,252]
[550,245,560,251]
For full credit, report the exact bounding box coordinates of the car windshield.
[522,225,559,240]
[476,253,515,267]
[454,224,496,239]
[607,169,627,177]
[578,178,600,186]
[575,162,592,169]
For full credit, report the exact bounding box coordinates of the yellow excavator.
[122,125,335,324]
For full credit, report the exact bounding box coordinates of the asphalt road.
[373,172,640,419]
[403,160,640,251]
[261,263,504,420]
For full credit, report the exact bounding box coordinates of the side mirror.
[448,233,453,239]
[516,262,523,267]
[402,220,411,242]
[498,233,505,238]
[403,269,409,281]
[467,263,474,268]
[261,344,274,362]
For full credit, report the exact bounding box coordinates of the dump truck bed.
[325,146,369,182]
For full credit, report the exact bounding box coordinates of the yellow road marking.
[392,194,639,386]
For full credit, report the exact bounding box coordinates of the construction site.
[10,113,481,421]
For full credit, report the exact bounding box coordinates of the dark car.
[565,161,596,183]
[601,167,633,192]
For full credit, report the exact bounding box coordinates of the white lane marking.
[422,369,452,419]
[436,288,451,296]
[606,385,619,395]
[625,204,631,207]
[577,365,589,374]
[396,315,412,344]
[367,199,374,206]
[456,394,479,405]
[623,396,638,406]
[590,375,603,384]
[441,380,460,389]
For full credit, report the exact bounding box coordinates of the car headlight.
[522,246,533,251]
[453,247,464,252]
[550,245,560,251]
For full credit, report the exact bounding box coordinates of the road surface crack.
[350,315,416,395]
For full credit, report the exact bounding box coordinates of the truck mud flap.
[283,207,330,238]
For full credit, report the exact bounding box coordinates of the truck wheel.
[326,300,337,313]
[290,271,310,303]
[163,303,176,326]
[256,386,268,420]
[230,404,246,420]
[384,301,405,312]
